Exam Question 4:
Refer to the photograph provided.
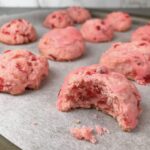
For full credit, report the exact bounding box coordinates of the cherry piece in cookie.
[105,11,132,32]
[57,65,141,131]
[0,50,48,95]
[39,26,85,61]
[80,19,114,43]
[100,41,150,85]
[43,10,73,29]
[0,19,37,45]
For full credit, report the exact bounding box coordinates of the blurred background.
[0,0,149,8]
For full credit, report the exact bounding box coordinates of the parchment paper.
[0,10,149,150]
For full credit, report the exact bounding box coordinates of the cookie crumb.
[70,126,97,144]
[95,125,110,135]
[74,119,81,124]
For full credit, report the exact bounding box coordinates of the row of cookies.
[0,7,91,95]
[46,9,141,132]
[56,14,150,132]
[51,8,150,132]
[0,7,149,133]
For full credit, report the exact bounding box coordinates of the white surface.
[0,10,149,150]
[0,0,149,7]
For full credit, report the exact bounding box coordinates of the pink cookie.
[39,26,85,61]
[67,6,91,24]
[100,41,150,85]
[0,19,37,45]
[105,11,132,32]
[131,24,150,43]
[0,50,48,95]
[80,19,114,43]
[43,10,73,29]
[57,65,141,131]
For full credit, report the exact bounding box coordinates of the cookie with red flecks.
[57,64,141,131]
[131,24,150,43]
[39,26,85,61]
[100,41,150,85]
[80,19,114,43]
[43,10,73,29]
[67,6,91,24]
[0,19,37,45]
[105,11,132,32]
[0,49,48,95]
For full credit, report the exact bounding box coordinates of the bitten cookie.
[0,19,37,45]
[57,65,141,131]
[0,50,48,95]
[131,24,150,43]
[43,10,73,29]
[67,6,91,23]
[39,26,85,61]
[80,19,114,43]
[105,11,132,32]
[100,41,150,85]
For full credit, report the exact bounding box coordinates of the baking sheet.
[0,10,150,150]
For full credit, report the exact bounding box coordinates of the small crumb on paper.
[70,126,97,144]
[95,125,110,135]
[74,119,81,124]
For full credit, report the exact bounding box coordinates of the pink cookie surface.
[105,11,132,32]
[100,41,150,85]
[131,24,150,43]
[0,19,37,45]
[80,19,114,43]
[57,65,141,131]
[0,50,48,95]
[43,10,73,29]
[39,26,85,61]
[67,6,91,23]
